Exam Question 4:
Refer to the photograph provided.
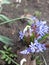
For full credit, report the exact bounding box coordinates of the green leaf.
[3,45,12,52]
[9,54,14,57]
[7,47,12,51]
[30,33,35,42]
[38,34,49,42]
[8,60,11,64]
[5,58,9,61]
[27,20,34,25]
[0,50,5,54]
[0,35,13,45]
[34,11,41,18]
[0,46,19,65]
[0,17,32,25]
[14,54,17,57]
[0,7,2,13]
[9,53,17,58]
[3,45,7,50]
[1,55,6,60]
[36,56,41,65]
[5,52,9,54]
[1,0,11,5]
[0,14,10,22]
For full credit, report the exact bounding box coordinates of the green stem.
[0,17,32,25]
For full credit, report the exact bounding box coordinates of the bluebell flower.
[20,40,46,54]
[38,25,48,36]
[31,16,37,20]
[29,42,37,53]
[20,48,31,54]
[41,44,46,50]
[36,21,46,27]
[19,20,48,54]
[19,31,24,39]
[43,25,48,33]
[34,40,44,52]
[34,40,46,52]
[36,21,49,37]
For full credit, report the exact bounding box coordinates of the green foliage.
[27,20,34,25]
[0,6,2,13]
[0,15,13,45]
[30,33,35,43]
[38,34,49,42]
[27,11,41,25]
[0,14,10,26]
[24,33,35,43]
[0,0,11,5]
[0,13,32,25]
[0,14,10,22]
[34,11,41,18]
[0,35,13,45]
[36,56,42,65]
[0,45,19,65]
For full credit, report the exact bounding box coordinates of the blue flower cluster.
[19,31,24,39]
[19,21,48,39]
[19,17,49,54]
[20,40,46,54]
[36,21,49,37]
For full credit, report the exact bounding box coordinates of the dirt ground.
[0,0,49,65]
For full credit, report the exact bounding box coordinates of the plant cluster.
[0,7,49,65]
[0,45,19,65]
[19,17,49,54]
[19,16,49,65]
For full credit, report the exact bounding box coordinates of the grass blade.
[0,35,13,45]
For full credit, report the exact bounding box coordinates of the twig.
[40,53,48,65]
